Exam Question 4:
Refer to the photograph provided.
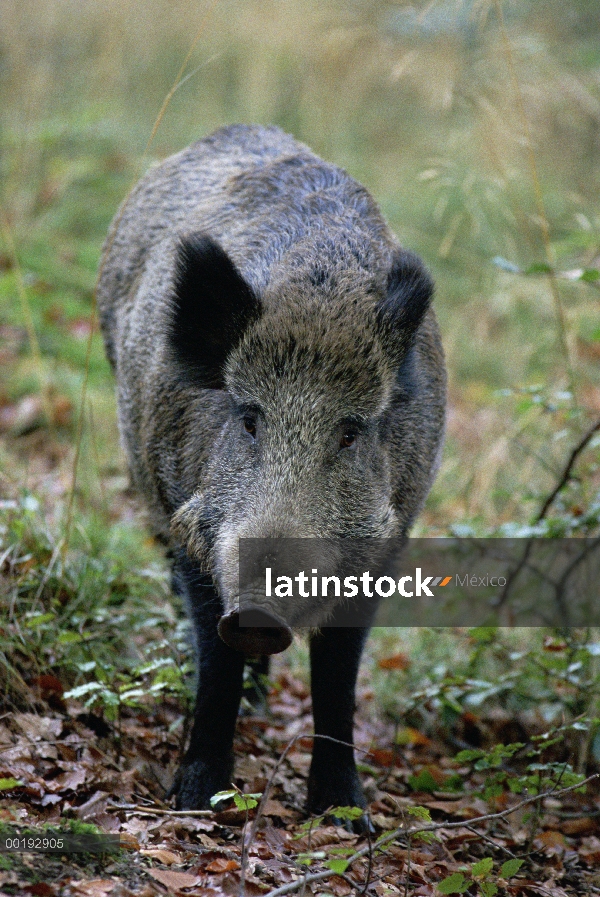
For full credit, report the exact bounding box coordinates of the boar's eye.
[243,417,257,438]
[339,431,356,449]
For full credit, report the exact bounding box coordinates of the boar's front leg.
[307,627,369,819]
[170,555,245,810]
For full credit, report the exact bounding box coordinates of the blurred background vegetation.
[1,1,599,736]
[1,0,599,533]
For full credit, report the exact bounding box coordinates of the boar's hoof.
[168,755,233,810]
[307,769,370,833]
[218,608,292,655]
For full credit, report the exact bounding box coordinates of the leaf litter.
[0,665,599,897]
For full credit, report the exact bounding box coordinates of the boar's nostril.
[217,608,293,655]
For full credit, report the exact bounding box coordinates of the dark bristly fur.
[97,124,446,821]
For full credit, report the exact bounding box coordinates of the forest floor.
[1,655,600,897]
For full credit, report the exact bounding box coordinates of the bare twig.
[463,823,518,859]
[497,416,600,610]
[107,803,212,817]
[536,417,600,521]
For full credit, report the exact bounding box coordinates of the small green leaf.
[296,850,326,866]
[326,858,349,875]
[0,778,22,790]
[57,631,83,644]
[25,612,55,627]
[579,268,600,282]
[210,789,237,807]
[523,262,553,275]
[437,872,469,894]
[407,805,432,822]
[408,769,438,793]
[414,830,437,843]
[500,858,524,878]
[295,816,324,836]
[329,806,363,821]
[454,748,484,763]
[471,857,494,877]
[480,881,498,897]
[64,681,105,700]
[233,792,261,811]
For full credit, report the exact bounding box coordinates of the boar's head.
[169,233,434,654]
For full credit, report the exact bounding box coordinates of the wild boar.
[97,124,446,819]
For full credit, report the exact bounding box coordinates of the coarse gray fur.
[97,124,446,814]
[98,124,445,591]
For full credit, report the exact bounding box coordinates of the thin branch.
[107,803,212,817]
[536,418,600,521]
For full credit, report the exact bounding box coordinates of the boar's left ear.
[168,234,261,389]
[376,249,434,359]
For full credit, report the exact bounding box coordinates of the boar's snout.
[217,608,293,655]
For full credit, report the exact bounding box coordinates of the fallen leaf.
[559,817,597,836]
[13,714,63,741]
[327,874,353,896]
[25,884,56,897]
[30,675,64,696]
[535,829,567,852]
[140,848,183,865]
[378,653,410,670]
[69,881,117,897]
[148,868,202,890]
[45,765,88,793]
[205,857,241,873]
[369,748,395,767]
[119,832,140,850]
[261,799,295,818]
[395,726,430,747]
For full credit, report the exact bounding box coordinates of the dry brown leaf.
[579,836,600,865]
[119,832,140,850]
[69,880,118,897]
[261,799,295,818]
[369,748,395,767]
[378,653,410,670]
[293,826,357,852]
[45,765,88,793]
[147,868,202,890]
[535,829,567,852]
[324,875,353,896]
[205,857,241,873]
[75,790,110,821]
[559,816,597,836]
[13,714,62,741]
[140,848,183,865]
[30,674,64,696]
[24,883,56,897]
[213,808,247,826]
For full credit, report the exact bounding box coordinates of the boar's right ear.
[168,234,261,389]
[376,248,434,359]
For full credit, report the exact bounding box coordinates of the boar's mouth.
[217,608,293,655]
